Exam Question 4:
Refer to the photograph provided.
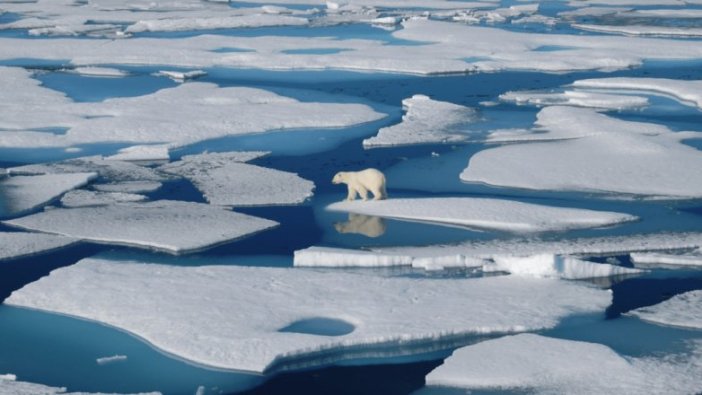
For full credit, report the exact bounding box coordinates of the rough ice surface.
[499,89,649,110]
[573,77,702,110]
[60,190,146,208]
[9,156,167,183]
[424,334,702,394]
[461,106,702,199]
[630,250,702,269]
[92,181,162,194]
[0,232,78,262]
[7,257,610,373]
[0,69,385,150]
[362,95,479,148]
[105,145,171,162]
[327,198,636,233]
[628,290,702,330]
[3,201,278,254]
[159,152,313,206]
[486,254,644,280]
[0,173,96,218]
[573,24,702,37]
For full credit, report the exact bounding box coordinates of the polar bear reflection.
[331,168,387,201]
[334,213,386,238]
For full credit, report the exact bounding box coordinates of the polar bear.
[332,168,387,201]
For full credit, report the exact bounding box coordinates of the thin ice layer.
[327,198,636,233]
[461,106,702,199]
[7,258,610,373]
[628,290,702,330]
[159,152,312,206]
[0,232,78,261]
[573,77,702,110]
[3,201,278,254]
[362,95,478,148]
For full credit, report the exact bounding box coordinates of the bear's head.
[331,172,344,184]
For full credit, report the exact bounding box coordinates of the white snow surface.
[487,254,644,279]
[69,67,128,77]
[362,95,479,147]
[499,89,648,110]
[0,173,97,217]
[461,106,702,199]
[159,152,313,206]
[60,190,146,208]
[0,68,385,150]
[105,145,170,162]
[3,200,278,254]
[7,257,610,373]
[0,373,159,395]
[0,232,78,261]
[630,250,702,269]
[8,156,166,183]
[424,333,702,394]
[327,198,636,233]
[573,77,702,110]
[628,290,702,330]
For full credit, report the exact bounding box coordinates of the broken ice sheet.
[628,290,702,330]
[0,373,160,394]
[0,232,78,261]
[630,250,702,269]
[60,189,146,208]
[7,257,609,373]
[3,200,278,254]
[499,89,649,110]
[0,172,96,218]
[573,77,702,111]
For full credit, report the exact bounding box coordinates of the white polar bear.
[332,168,387,201]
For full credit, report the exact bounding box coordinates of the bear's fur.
[332,168,387,201]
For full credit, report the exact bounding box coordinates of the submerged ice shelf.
[7,257,610,374]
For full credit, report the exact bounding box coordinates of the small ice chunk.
[96,355,128,365]
[3,200,278,254]
[500,89,649,110]
[69,67,128,77]
[93,181,162,194]
[160,152,313,206]
[628,290,702,330]
[0,232,78,261]
[155,70,207,82]
[630,250,702,269]
[0,173,96,218]
[327,198,636,233]
[487,254,644,279]
[7,258,610,373]
[363,95,478,148]
[106,145,170,162]
[60,190,146,208]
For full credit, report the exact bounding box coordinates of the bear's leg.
[346,186,357,201]
[357,185,369,201]
[370,185,386,200]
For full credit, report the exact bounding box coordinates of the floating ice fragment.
[155,70,207,82]
[96,355,128,365]
[60,190,146,208]
[628,290,702,330]
[363,95,479,148]
[486,254,644,280]
[327,198,636,233]
[573,77,702,110]
[0,232,78,261]
[92,181,162,194]
[0,372,160,394]
[159,152,313,206]
[630,250,702,269]
[0,173,96,218]
[500,89,648,110]
[68,67,129,77]
[461,106,702,199]
[573,24,702,37]
[106,145,170,162]
[124,14,308,33]
[3,200,278,254]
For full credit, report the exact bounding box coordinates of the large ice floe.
[573,24,702,38]
[423,333,702,394]
[0,173,96,218]
[628,290,702,330]
[0,232,78,261]
[159,152,314,206]
[499,89,649,110]
[0,373,160,395]
[573,77,702,110]
[9,156,167,183]
[461,106,702,199]
[3,201,278,254]
[60,189,146,208]
[7,257,610,373]
[327,198,636,233]
[0,68,384,151]
[630,250,702,269]
[362,95,479,148]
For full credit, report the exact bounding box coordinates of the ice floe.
[155,70,207,82]
[327,198,636,233]
[9,156,166,183]
[105,145,170,162]
[0,373,160,394]
[362,95,479,148]
[628,290,702,330]
[60,189,146,208]
[0,68,385,150]
[96,355,128,366]
[124,14,309,33]
[461,106,702,199]
[573,77,702,110]
[68,67,129,77]
[485,254,644,280]
[499,89,648,110]
[573,24,702,37]
[159,152,313,206]
[424,333,702,394]
[7,257,610,373]
[3,201,278,254]
[630,250,702,269]
[0,232,78,261]
[0,173,96,218]
[92,181,162,194]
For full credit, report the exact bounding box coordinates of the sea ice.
[327,198,636,233]
[486,254,644,280]
[362,95,479,148]
[461,106,702,199]
[0,173,96,218]
[573,24,702,37]
[0,373,160,394]
[92,181,162,194]
[155,70,207,82]
[105,145,170,162]
[7,257,610,373]
[60,190,146,208]
[159,152,313,206]
[0,232,78,261]
[499,89,648,110]
[423,333,702,394]
[573,77,702,110]
[9,156,166,183]
[124,14,309,33]
[628,290,702,330]
[3,200,278,254]
[630,250,702,269]
[96,355,128,365]
[67,67,128,77]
